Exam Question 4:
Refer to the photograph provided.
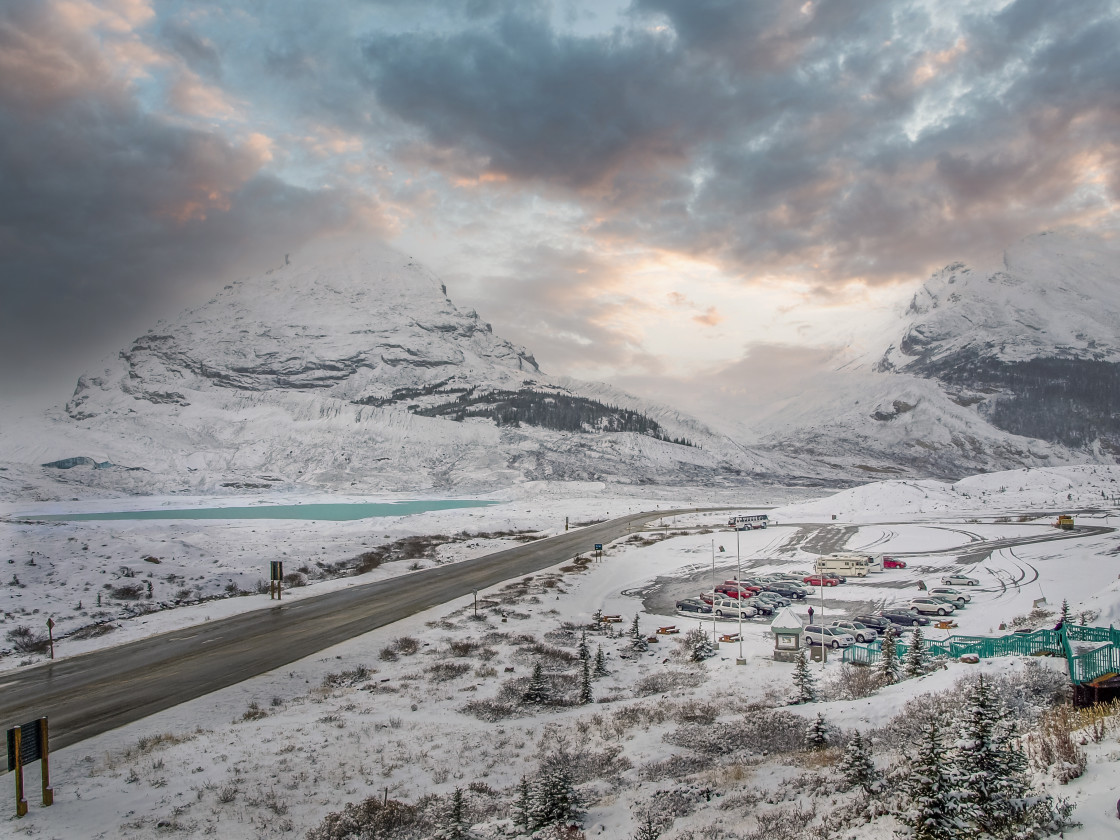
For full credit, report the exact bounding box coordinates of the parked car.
[828,619,879,643]
[675,598,712,616]
[754,591,791,608]
[724,579,764,592]
[803,575,840,587]
[909,597,956,616]
[882,557,907,569]
[763,583,808,600]
[710,595,758,620]
[750,599,776,616]
[927,595,963,610]
[804,624,856,649]
[941,574,979,586]
[928,587,971,605]
[881,608,931,627]
[853,614,893,633]
[714,584,752,600]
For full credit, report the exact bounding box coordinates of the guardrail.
[841,624,1118,685]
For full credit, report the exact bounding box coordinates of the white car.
[909,597,956,616]
[941,574,979,586]
[804,624,856,649]
[828,619,879,643]
[928,587,971,605]
[710,596,758,620]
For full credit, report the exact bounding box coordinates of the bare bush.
[666,711,806,757]
[461,700,519,722]
[429,662,471,682]
[109,583,145,600]
[307,796,430,840]
[639,753,713,782]
[393,636,421,655]
[447,639,479,657]
[322,665,373,688]
[1024,706,1087,784]
[821,663,886,701]
[633,671,705,697]
[6,625,50,654]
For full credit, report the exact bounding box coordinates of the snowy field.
[3,465,1120,838]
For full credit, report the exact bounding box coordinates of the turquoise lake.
[22,499,498,522]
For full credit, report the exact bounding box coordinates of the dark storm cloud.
[0,1,378,400]
[357,0,1120,284]
[360,10,717,188]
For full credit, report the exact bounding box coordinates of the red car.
[715,584,753,599]
[723,579,763,592]
[882,557,907,569]
[803,575,840,587]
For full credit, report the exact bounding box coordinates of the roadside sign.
[7,717,52,816]
[594,544,603,551]
[269,561,284,600]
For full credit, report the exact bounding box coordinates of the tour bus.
[813,553,870,578]
[727,514,769,530]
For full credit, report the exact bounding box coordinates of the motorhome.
[813,553,869,577]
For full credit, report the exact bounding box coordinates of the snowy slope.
[0,240,763,500]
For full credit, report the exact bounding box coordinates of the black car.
[676,598,713,615]
[749,599,776,616]
[880,608,930,627]
[763,583,807,600]
[853,614,892,633]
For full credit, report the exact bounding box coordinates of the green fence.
[841,623,1117,685]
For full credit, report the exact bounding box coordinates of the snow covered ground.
[3,466,1120,838]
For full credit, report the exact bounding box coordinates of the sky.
[2,0,1119,417]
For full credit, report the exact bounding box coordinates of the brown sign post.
[7,717,52,817]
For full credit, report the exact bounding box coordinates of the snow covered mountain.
[751,230,1120,475]
[5,241,774,498]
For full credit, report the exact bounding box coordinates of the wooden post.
[39,718,52,807]
[13,725,27,817]
[47,618,55,660]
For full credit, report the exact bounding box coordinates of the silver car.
[941,574,979,586]
[909,597,956,616]
[804,624,856,649]
[928,587,971,605]
[828,619,879,643]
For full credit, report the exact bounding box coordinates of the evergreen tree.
[690,634,715,661]
[577,630,590,663]
[806,713,830,750]
[522,661,550,705]
[792,648,816,704]
[897,720,965,840]
[513,777,532,832]
[529,764,582,829]
[904,626,926,678]
[630,613,641,642]
[953,675,1043,837]
[838,731,878,794]
[438,787,469,840]
[578,654,594,705]
[631,810,662,840]
[593,645,609,678]
[876,625,901,685]
[1058,599,1071,626]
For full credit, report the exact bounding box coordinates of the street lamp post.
[736,528,745,665]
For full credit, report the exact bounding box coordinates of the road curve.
[0,507,721,751]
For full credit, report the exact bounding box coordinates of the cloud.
[0,0,381,401]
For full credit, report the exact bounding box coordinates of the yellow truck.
[1056,515,1074,530]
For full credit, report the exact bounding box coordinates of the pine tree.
[897,720,964,840]
[631,810,662,840]
[838,731,878,794]
[792,648,816,704]
[953,675,1044,837]
[806,713,830,750]
[1058,598,1071,626]
[630,613,641,641]
[904,626,926,678]
[577,630,590,663]
[522,661,550,705]
[876,625,901,685]
[513,776,532,831]
[578,653,594,704]
[529,764,582,829]
[438,787,468,840]
[593,645,609,678]
[690,634,715,661]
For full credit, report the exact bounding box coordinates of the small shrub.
[429,662,471,682]
[109,583,145,601]
[241,701,268,722]
[6,625,50,654]
[461,700,518,721]
[448,640,479,657]
[322,665,373,689]
[633,671,705,697]
[307,797,428,840]
[393,636,421,655]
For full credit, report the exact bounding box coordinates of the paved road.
[0,507,724,751]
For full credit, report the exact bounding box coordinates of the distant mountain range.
[1,231,1116,500]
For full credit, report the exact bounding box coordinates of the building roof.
[770,606,804,634]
